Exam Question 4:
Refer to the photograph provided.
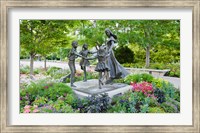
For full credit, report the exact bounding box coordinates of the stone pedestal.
[67,79,132,98]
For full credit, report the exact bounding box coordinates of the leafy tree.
[76,20,180,67]
[20,20,43,75]
[128,20,180,67]
[20,20,80,73]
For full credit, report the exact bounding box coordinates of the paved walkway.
[20,60,180,89]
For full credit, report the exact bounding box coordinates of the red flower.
[131,82,153,96]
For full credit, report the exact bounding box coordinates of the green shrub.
[32,96,48,106]
[174,90,180,102]
[113,78,125,83]
[123,62,145,68]
[165,63,180,77]
[148,107,165,113]
[122,62,180,78]
[114,46,134,64]
[159,81,178,99]
[149,63,165,70]
[20,65,30,74]
[20,79,74,110]
[153,88,166,104]
[46,67,62,75]
[152,78,169,89]
[149,97,159,107]
[124,73,154,84]
[51,100,75,113]
[33,68,41,74]
[160,102,178,113]
[109,91,152,113]
[86,72,98,80]
[84,93,111,113]
[167,97,180,111]
[72,93,111,113]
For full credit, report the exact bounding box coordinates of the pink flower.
[24,105,31,109]
[33,109,39,113]
[24,109,31,113]
[131,81,153,96]
[33,105,38,108]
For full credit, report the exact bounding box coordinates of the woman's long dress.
[106,37,129,79]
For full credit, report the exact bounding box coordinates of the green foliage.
[46,67,62,75]
[150,45,180,64]
[84,93,111,113]
[86,71,99,80]
[160,102,178,113]
[153,88,166,103]
[32,96,48,106]
[72,93,111,113]
[122,62,180,78]
[20,65,42,75]
[33,68,41,74]
[46,67,71,80]
[165,63,180,77]
[20,20,180,71]
[37,100,77,113]
[20,79,74,111]
[20,20,77,73]
[159,81,176,99]
[20,75,180,113]
[123,62,145,68]
[20,65,30,74]
[51,100,75,113]
[174,90,180,102]
[113,78,125,83]
[114,46,134,64]
[152,78,169,89]
[148,107,165,113]
[167,97,180,111]
[124,73,154,84]
[109,91,152,113]
[53,69,70,80]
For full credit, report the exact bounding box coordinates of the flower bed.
[20,67,180,113]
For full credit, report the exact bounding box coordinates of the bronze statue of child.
[68,41,85,87]
[79,43,95,82]
[87,45,110,89]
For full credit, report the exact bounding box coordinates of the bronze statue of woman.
[105,28,129,84]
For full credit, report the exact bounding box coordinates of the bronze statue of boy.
[68,41,85,87]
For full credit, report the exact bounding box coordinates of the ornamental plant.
[124,73,154,84]
[131,81,154,97]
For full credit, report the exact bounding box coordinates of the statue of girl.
[87,45,110,89]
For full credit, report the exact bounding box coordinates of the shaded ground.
[20,60,180,89]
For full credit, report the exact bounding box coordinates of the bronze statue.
[105,28,129,84]
[68,41,84,87]
[79,44,95,82]
[87,45,110,89]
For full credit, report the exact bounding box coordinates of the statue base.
[67,79,132,98]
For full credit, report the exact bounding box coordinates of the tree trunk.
[30,55,34,75]
[145,45,150,68]
[44,56,47,70]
